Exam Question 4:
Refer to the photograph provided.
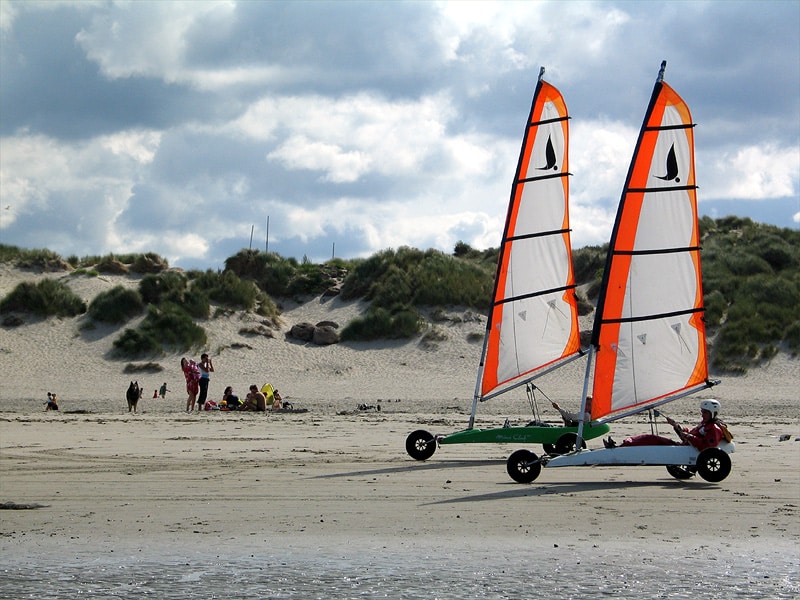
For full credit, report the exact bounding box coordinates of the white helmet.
[700,399,720,418]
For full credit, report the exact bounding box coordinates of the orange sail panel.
[591,76,707,420]
[480,78,580,398]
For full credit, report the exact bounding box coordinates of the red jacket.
[680,421,724,450]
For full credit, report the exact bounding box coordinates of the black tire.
[666,464,696,480]
[554,433,587,455]
[506,449,542,483]
[542,443,556,455]
[406,430,437,461]
[696,447,732,482]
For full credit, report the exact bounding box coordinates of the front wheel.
[666,464,696,480]
[554,433,587,455]
[506,449,541,483]
[406,430,437,461]
[696,447,732,482]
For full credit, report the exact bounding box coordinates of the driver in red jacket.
[604,400,724,450]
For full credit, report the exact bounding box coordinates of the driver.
[604,400,726,450]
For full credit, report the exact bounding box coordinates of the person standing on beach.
[159,382,170,399]
[181,357,201,412]
[197,354,214,411]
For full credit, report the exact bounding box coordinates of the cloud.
[703,144,800,201]
[1,1,798,271]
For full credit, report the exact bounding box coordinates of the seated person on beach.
[551,396,591,426]
[221,386,242,410]
[45,392,59,411]
[604,400,727,451]
[240,385,267,411]
[271,389,283,411]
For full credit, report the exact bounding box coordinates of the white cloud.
[100,130,161,164]
[75,1,243,88]
[240,92,459,181]
[703,144,800,200]
[268,136,371,184]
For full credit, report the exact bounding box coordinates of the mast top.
[657,60,667,83]
[538,66,545,82]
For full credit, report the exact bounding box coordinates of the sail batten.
[495,283,578,306]
[506,227,571,242]
[478,73,581,401]
[520,172,570,184]
[590,65,708,421]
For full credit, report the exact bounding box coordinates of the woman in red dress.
[181,357,201,412]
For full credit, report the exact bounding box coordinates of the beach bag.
[718,421,733,442]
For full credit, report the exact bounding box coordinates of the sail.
[590,62,710,420]
[479,70,581,400]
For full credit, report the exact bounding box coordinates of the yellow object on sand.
[260,383,275,403]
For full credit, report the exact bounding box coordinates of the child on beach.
[45,392,59,411]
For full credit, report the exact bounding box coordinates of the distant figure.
[126,381,141,413]
[272,388,283,411]
[551,396,592,426]
[241,385,267,411]
[221,386,242,410]
[181,358,201,412]
[197,354,214,411]
[159,383,170,399]
[45,392,59,411]
[153,389,158,399]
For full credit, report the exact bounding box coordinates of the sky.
[1,0,798,271]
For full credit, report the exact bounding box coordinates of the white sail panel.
[591,76,708,420]
[480,77,580,398]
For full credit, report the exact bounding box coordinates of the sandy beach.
[1,266,798,597]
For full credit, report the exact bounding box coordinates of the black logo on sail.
[655,144,680,183]
[537,135,558,170]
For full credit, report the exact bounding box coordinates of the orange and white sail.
[477,68,581,402]
[590,61,711,421]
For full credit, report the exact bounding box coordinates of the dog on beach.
[126,381,142,413]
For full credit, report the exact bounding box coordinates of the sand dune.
[1,264,798,583]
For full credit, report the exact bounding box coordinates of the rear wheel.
[696,447,732,482]
[554,433,587,455]
[542,443,556,455]
[405,430,437,461]
[506,449,541,483]
[666,464,696,480]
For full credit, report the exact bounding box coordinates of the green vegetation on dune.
[0,278,87,317]
[1,216,798,371]
[699,216,800,371]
